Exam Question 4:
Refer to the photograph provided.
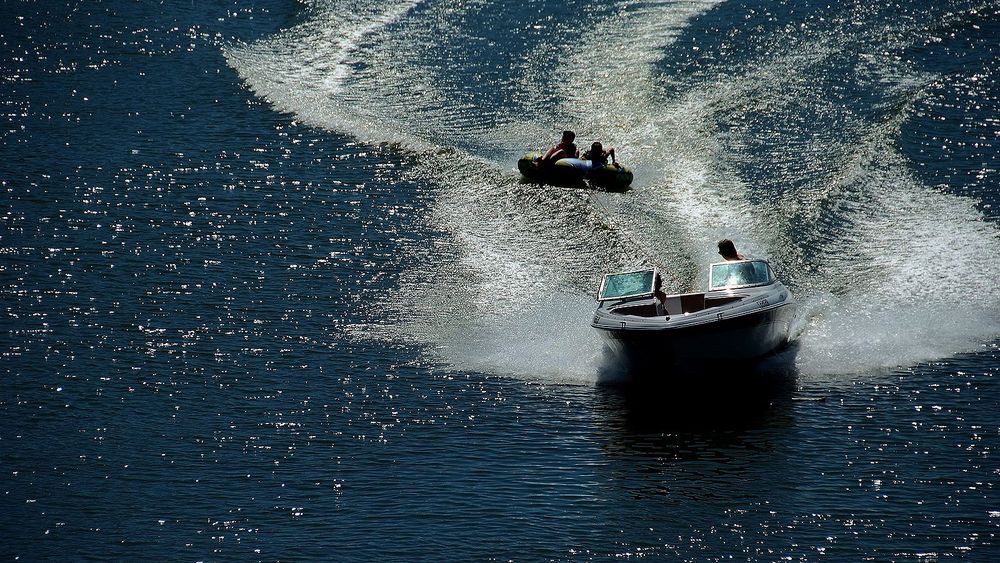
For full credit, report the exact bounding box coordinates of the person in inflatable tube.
[540,130,579,164]
[583,141,618,168]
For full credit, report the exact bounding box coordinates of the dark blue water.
[3,0,1000,560]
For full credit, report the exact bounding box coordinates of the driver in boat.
[654,272,668,316]
[717,238,747,261]
[583,141,618,168]
[539,130,579,164]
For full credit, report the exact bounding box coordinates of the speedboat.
[591,259,795,375]
[517,151,633,191]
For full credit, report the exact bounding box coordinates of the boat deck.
[609,293,745,317]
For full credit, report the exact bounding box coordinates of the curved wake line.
[224,0,438,150]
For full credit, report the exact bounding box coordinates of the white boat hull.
[595,303,795,375]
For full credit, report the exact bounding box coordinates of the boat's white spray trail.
[227,0,1000,380]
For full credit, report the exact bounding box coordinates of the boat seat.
[663,294,705,315]
[663,296,684,316]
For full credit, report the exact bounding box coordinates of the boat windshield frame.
[598,269,657,302]
[708,260,775,291]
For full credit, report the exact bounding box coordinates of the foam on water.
[227,0,1000,380]
[796,293,999,377]
[430,293,605,384]
[792,132,1000,376]
[224,0,436,149]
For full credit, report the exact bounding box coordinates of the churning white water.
[227,0,1000,380]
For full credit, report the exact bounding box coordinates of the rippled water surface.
[3,0,1000,560]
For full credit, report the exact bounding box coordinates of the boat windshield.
[599,270,656,301]
[709,260,773,290]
